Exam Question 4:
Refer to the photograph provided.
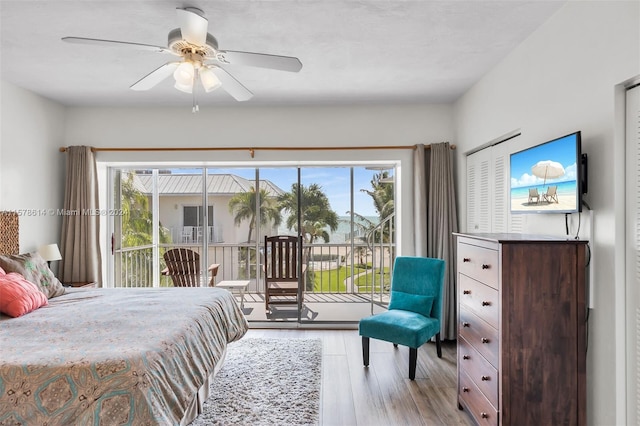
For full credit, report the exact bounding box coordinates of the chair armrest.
[161,267,169,276]
[208,263,220,277]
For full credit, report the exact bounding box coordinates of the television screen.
[510,131,583,213]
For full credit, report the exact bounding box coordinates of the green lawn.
[311,265,367,292]
[311,265,391,293]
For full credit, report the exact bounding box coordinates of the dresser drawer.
[459,369,498,426]
[459,274,499,329]
[459,307,499,367]
[458,242,499,289]
[458,336,498,406]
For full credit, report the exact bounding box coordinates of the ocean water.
[279,215,379,243]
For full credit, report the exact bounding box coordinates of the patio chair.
[161,248,219,287]
[528,188,540,204]
[542,185,559,203]
[181,226,194,243]
[359,256,445,380]
[264,235,303,311]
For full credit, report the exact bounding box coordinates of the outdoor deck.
[238,292,388,323]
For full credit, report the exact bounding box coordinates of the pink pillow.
[0,272,48,317]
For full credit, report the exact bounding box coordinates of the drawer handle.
[481,412,489,419]
[481,264,490,269]
[481,375,490,381]
[463,290,471,295]
[481,301,491,306]
[462,355,470,360]
[481,337,490,344]
[462,322,470,327]
[463,258,470,262]
[462,387,470,392]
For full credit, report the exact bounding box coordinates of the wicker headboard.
[0,211,19,255]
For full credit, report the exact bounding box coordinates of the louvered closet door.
[491,141,508,233]
[466,148,491,232]
[465,144,509,233]
[626,84,640,425]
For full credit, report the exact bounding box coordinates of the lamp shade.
[174,80,193,93]
[200,67,221,92]
[173,61,195,85]
[38,244,62,262]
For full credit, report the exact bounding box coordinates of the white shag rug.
[190,337,322,426]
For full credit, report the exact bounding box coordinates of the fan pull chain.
[192,69,199,113]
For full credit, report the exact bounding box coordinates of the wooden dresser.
[454,233,587,426]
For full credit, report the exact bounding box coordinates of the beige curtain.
[59,146,102,285]
[414,142,458,340]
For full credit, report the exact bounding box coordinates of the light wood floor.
[244,328,474,426]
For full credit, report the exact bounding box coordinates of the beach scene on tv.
[510,134,579,212]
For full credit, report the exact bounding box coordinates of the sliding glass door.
[108,164,395,324]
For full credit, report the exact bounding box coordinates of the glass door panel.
[258,167,300,321]
[354,167,395,310]
[206,167,259,286]
[114,168,155,287]
[156,169,205,287]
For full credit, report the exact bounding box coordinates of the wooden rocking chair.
[263,235,303,311]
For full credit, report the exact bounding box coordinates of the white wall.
[453,2,640,425]
[0,80,67,252]
[63,104,455,255]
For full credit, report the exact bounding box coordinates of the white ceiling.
[0,1,565,108]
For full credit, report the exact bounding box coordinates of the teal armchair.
[359,256,445,380]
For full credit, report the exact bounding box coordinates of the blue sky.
[510,133,579,188]
[198,166,384,217]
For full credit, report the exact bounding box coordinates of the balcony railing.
[114,238,394,299]
[113,215,395,304]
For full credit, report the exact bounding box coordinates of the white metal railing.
[365,212,395,306]
[114,238,394,296]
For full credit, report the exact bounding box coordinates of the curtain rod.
[59,144,455,158]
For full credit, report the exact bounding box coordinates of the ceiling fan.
[62,7,302,110]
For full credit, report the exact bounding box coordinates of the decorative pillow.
[0,252,65,298]
[388,290,435,317]
[0,272,49,317]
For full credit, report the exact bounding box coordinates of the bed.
[0,212,249,425]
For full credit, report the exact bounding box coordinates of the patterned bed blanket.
[0,287,249,425]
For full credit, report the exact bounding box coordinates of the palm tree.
[279,183,339,291]
[361,171,394,221]
[346,171,395,269]
[228,186,282,243]
[278,183,339,244]
[346,171,395,243]
[120,171,171,286]
[121,171,171,246]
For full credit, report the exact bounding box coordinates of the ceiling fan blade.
[211,67,253,101]
[130,62,180,91]
[176,7,208,46]
[62,37,171,54]
[217,50,303,72]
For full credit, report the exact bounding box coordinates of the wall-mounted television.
[510,131,587,214]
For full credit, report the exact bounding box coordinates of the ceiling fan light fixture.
[173,61,195,85]
[174,80,193,93]
[200,67,221,92]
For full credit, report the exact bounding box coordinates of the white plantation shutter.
[465,140,510,233]
[479,159,490,231]
[626,84,640,425]
[467,161,477,232]
[466,148,491,232]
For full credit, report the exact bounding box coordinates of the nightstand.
[64,282,96,288]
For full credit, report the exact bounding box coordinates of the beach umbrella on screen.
[531,160,565,186]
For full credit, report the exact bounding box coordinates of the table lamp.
[38,243,62,267]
